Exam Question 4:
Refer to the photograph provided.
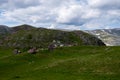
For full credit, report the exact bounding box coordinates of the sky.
[0,0,120,30]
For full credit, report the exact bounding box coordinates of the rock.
[28,47,37,54]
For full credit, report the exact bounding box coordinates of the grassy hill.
[0,24,105,49]
[0,46,120,80]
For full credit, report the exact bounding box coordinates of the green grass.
[0,46,120,80]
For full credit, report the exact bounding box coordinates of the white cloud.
[63,25,81,30]
[105,26,111,29]
[88,0,120,9]
[47,23,59,29]
[56,24,81,30]
[107,10,120,17]
[56,3,101,26]
[0,0,120,30]
[56,5,83,23]
[0,0,40,10]
[82,19,105,30]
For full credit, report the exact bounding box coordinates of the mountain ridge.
[0,24,105,49]
[86,28,120,46]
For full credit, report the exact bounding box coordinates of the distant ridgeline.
[86,28,120,46]
[0,24,105,49]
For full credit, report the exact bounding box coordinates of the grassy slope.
[0,46,120,80]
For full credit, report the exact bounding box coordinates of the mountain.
[73,31,105,46]
[11,24,36,33]
[0,24,105,49]
[0,25,10,34]
[86,28,120,46]
[0,25,11,39]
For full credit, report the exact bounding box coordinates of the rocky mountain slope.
[86,28,120,46]
[0,25,11,39]
[0,24,105,49]
[0,25,10,34]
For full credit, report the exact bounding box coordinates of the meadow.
[0,46,120,80]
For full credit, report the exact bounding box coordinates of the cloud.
[56,5,84,24]
[88,0,120,9]
[0,0,120,30]
[0,0,40,10]
[56,3,101,26]
[62,25,81,30]
[47,24,56,29]
[82,20,106,30]
[55,24,81,30]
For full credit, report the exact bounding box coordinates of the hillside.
[11,24,36,33]
[0,25,11,39]
[0,46,120,80]
[0,24,105,49]
[86,29,120,46]
[0,25,10,34]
